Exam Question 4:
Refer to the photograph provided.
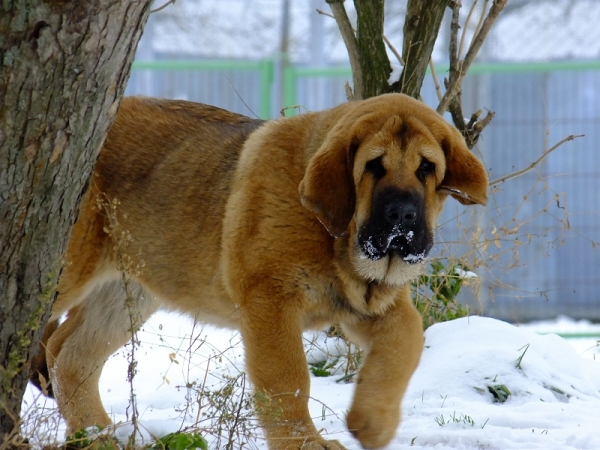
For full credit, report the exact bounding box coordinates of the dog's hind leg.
[46,281,159,434]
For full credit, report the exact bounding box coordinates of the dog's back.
[30,99,262,417]
[53,97,263,322]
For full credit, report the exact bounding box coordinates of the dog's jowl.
[31,94,488,450]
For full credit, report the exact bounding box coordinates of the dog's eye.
[365,157,386,179]
[417,159,435,181]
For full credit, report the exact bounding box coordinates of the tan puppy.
[32,94,487,449]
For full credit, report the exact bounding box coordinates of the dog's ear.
[438,126,488,206]
[299,127,357,238]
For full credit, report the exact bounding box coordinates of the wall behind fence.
[125,60,600,322]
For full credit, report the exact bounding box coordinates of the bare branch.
[150,0,176,14]
[458,0,479,61]
[461,0,506,79]
[383,35,405,66]
[344,81,355,101]
[397,0,447,98]
[438,0,507,114]
[448,0,461,83]
[429,61,443,103]
[465,108,495,148]
[448,94,466,133]
[445,1,464,133]
[326,0,363,99]
[316,9,333,17]
[439,1,462,115]
[488,134,584,187]
[473,0,490,41]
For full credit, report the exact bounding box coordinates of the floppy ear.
[299,128,357,238]
[438,127,488,206]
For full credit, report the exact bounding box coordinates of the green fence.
[132,59,274,119]
[131,59,600,119]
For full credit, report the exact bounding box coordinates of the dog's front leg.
[240,291,346,450]
[342,285,423,449]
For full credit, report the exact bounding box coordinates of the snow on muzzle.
[357,188,433,263]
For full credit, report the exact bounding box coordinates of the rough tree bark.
[327,0,392,100]
[354,0,391,99]
[0,0,152,443]
[397,0,448,98]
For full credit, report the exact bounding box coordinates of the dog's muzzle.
[358,188,432,263]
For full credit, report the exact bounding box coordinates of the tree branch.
[397,0,448,98]
[384,34,404,66]
[354,0,391,99]
[458,0,479,61]
[150,0,176,14]
[429,60,443,102]
[437,0,507,114]
[326,0,362,99]
[448,0,461,79]
[446,1,465,134]
[488,134,584,187]
[462,108,495,149]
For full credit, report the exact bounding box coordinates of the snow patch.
[20,313,600,449]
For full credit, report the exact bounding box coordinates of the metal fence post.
[259,59,275,119]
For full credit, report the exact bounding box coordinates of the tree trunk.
[0,0,152,443]
[354,0,391,99]
[396,0,448,98]
[330,0,447,101]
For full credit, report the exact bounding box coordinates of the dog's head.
[299,93,488,285]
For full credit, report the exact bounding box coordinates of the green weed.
[413,259,472,329]
[153,431,207,450]
[488,384,511,403]
[434,411,476,427]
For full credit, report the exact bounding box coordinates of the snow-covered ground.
[22,312,600,449]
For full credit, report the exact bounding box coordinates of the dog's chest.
[298,272,402,328]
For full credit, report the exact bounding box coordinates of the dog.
[31,93,487,449]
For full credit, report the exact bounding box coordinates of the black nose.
[384,198,418,227]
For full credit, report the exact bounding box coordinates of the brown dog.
[32,94,487,449]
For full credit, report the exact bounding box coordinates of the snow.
[21,312,600,449]
[454,268,478,279]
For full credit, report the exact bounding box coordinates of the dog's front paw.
[270,435,347,450]
[346,403,399,449]
[300,438,347,449]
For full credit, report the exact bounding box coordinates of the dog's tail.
[29,319,59,398]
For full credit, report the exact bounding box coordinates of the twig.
[429,61,443,102]
[227,373,247,447]
[437,0,507,114]
[383,35,404,66]
[445,2,465,132]
[473,0,490,41]
[224,75,260,119]
[344,81,354,101]
[448,95,466,134]
[150,0,176,14]
[488,134,584,187]
[325,0,363,99]
[458,0,479,61]
[448,1,461,86]
[440,1,462,116]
